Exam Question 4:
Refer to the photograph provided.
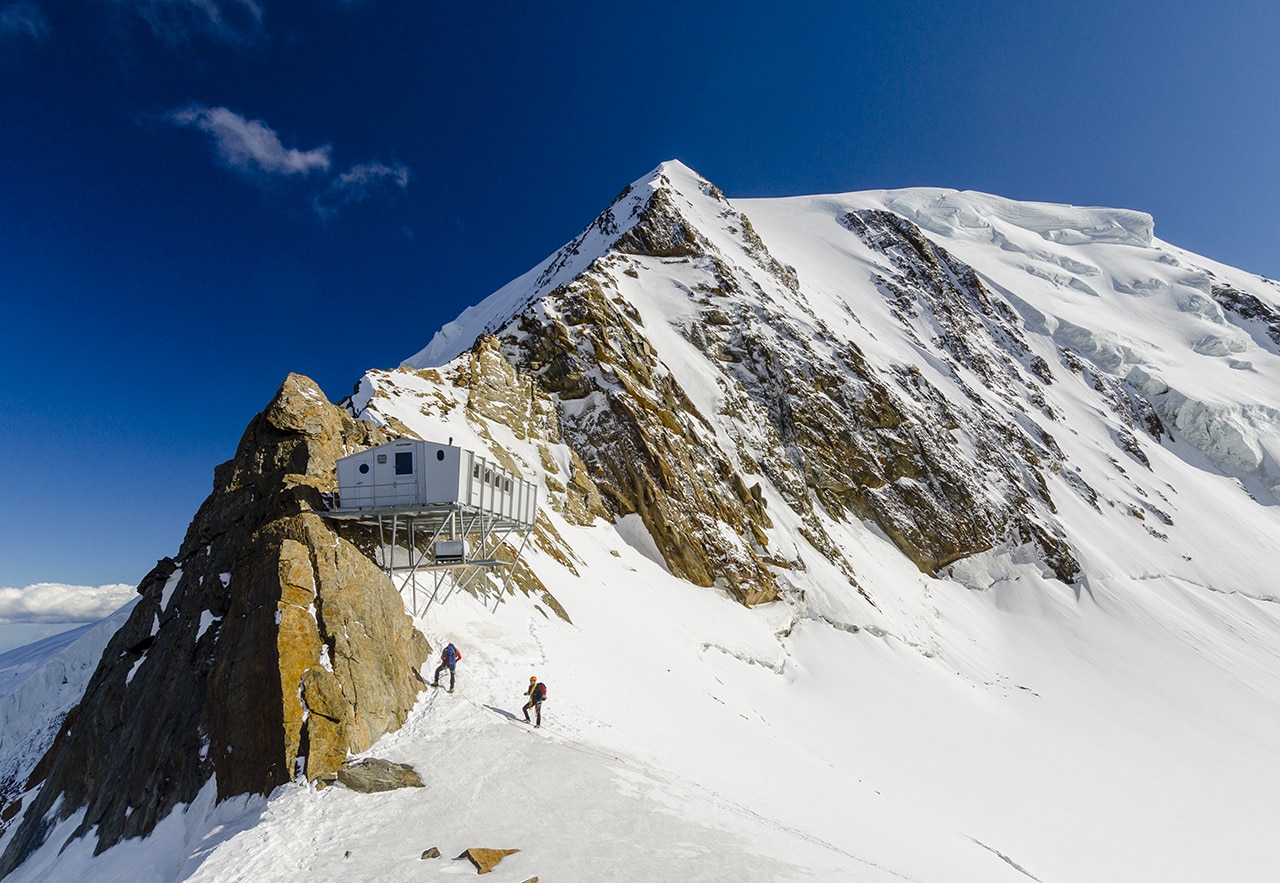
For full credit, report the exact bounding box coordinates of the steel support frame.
[366,504,532,618]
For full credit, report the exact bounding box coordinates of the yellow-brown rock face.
[0,374,429,871]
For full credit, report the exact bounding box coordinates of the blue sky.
[1,0,1277,591]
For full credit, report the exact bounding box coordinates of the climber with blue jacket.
[433,643,462,692]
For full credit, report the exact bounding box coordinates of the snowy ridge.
[881,187,1155,247]
[403,162,695,369]
[6,162,1280,881]
[0,602,138,758]
[0,600,138,840]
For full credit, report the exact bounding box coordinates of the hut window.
[395,452,414,475]
[377,454,387,464]
[436,449,445,461]
[473,464,480,479]
[358,463,370,474]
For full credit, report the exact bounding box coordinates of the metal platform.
[324,500,534,535]
[323,498,536,617]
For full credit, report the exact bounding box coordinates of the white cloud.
[164,105,411,220]
[0,583,137,624]
[118,0,263,47]
[334,161,411,200]
[0,2,51,43]
[312,160,410,220]
[167,104,332,178]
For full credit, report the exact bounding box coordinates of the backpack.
[533,682,547,702]
[442,644,459,665]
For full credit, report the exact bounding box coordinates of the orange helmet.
[529,676,537,681]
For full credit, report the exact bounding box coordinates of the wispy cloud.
[312,160,410,221]
[0,1,51,44]
[165,103,411,221]
[114,0,263,47]
[167,104,332,178]
[0,583,137,624]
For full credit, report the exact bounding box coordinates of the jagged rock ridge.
[0,374,428,874]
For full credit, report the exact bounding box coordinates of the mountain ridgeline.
[401,171,1114,601]
[4,160,1279,876]
[400,162,1278,605]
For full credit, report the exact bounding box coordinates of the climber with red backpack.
[523,675,547,727]
[432,643,462,693]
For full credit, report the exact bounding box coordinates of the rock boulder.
[458,847,521,874]
[335,758,425,793]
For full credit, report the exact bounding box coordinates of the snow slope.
[758,186,1278,492]
[12,533,1277,881]
[0,601,139,842]
[5,162,1280,882]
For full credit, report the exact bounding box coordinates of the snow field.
[7,165,1280,881]
[9,540,1280,883]
[179,172,1280,882]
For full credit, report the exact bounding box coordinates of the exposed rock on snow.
[458,846,520,874]
[1211,282,1280,349]
[333,758,424,793]
[401,164,1095,608]
[402,165,1081,588]
[0,374,428,874]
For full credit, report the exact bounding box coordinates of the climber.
[522,675,547,727]
[432,643,462,692]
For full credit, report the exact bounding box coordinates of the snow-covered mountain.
[3,160,1279,882]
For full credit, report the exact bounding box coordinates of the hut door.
[347,459,374,508]
[392,450,416,504]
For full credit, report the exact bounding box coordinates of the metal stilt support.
[324,484,539,619]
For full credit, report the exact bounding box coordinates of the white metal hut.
[335,439,536,524]
[329,437,538,595]
[335,435,535,519]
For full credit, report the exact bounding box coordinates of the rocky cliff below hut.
[0,374,429,875]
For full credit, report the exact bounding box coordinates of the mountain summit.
[396,159,1279,601]
[3,161,1279,882]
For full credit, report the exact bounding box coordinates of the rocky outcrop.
[512,271,781,605]
[0,374,428,875]
[496,177,1077,589]
[1211,282,1280,349]
[334,758,424,792]
[458,847,520,874]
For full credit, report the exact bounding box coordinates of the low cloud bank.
[0,583,137,624]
